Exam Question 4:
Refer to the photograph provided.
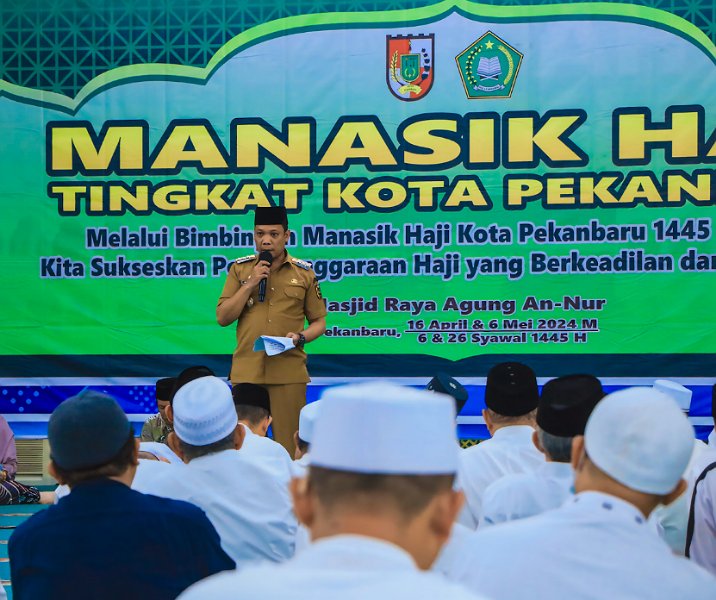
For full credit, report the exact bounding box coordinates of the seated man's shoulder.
[485,471,530,494]
[180,564,275,598]
[416,570,491,599]
[10,504,55,542]
[260,435,293,459]
[182,566,487,600]
[460,439,497,464]
[678,558,716,589]
[134,488,205,519]
[134,491,219,534]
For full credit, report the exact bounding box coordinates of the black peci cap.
[231,383,271,414]
[484,362,539,417]
[155,377,176,402]
[254,206,288,229]
[537,374,605,437]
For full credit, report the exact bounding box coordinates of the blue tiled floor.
[1,502,50,600]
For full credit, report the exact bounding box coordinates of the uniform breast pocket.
[284,286,306,303]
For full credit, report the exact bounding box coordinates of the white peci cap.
[172,376,237,446]
[653,380,692,413]
[310,382,458,475]
[584,387,694,495]
[298,401,321,445]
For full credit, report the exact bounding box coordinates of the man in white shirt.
[480,374,604,527]
[232,383,295,483]
[445,387,716,598]
[686,460,716,575]
[649,379,716,554]
[458,362,543,528]
[179,382,490,600]
[134,376,298,566]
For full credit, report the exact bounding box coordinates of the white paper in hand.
[253,336,295,356]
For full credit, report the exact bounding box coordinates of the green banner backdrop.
[1,0,715,378]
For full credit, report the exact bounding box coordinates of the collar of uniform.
[292,535,418,572]
[708,428,716,448]
[570,491,648,525]
[491,425,535,442]
[277,250,294,269]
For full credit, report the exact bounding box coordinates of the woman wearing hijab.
[0,415,40,504]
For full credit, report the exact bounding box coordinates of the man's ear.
[662,478,688,507]
[571,435,585,472]
[532,429,544,454]
[420,488,465,565]
[482,409,494,436]
[48,461,65,485]
[293,431,303,459]
[167,432,186,463]
[434,489,464,539]
[234,424,246,451]
[261,415,273,437]
[290,476,314,528]
[165,403,174,425]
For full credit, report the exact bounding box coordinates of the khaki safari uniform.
[218,251,327,454]
[140,414,172,444]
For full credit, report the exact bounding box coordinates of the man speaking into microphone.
[217,207,327,454]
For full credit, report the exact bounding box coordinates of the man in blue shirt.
[9,390,234,600]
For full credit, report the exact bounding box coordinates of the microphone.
[257,250,273,302]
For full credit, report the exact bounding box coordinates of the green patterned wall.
[1,0,714,97]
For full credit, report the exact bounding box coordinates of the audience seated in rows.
[134,376,298,565]
[5,363,716,600]
[9,390,234,600]
[442,386,716,598]
[480,374,604,526]
[179,382,486,599]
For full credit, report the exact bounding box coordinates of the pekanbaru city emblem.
[386,34,434,101]
[456,31,523,99]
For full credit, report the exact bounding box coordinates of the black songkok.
[231,383,271,415]
[171,366,215,404]
[537,374,605,437]
[155,377,176,402]
[254,206,288,229]
[484,362,539,417]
